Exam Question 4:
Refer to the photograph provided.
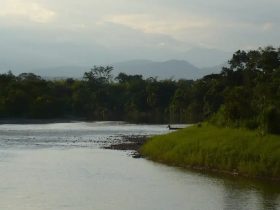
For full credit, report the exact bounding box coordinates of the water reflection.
[258,190,280,210]
[0,122,279,210]
[220,175,280,210]
[0,121,171,149]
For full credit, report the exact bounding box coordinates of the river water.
[0,122,279,210]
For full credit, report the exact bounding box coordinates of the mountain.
[32,66,90,79]
[113,59,202,79]
[25,59,225,80]
[200,63,227,76]
[183,47,232,68]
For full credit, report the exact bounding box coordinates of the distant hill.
[183,47,231,68]
[32,66,89,79]
[200,63,227,76]
[29,59,225,80]
[112,59,200,79]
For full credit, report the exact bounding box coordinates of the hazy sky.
[0,0,279,70]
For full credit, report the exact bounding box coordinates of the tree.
[83,66,113,86]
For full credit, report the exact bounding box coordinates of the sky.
[0,0,279,71]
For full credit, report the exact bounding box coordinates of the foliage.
[141,124,280,179]
[0,46,279,133]
[83,66,113,87]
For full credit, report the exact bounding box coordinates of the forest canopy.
[0,46,279,134]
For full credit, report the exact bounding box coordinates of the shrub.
[263,106,280,134]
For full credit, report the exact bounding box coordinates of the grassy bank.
[140,124,280,180]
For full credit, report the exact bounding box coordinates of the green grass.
[140,124,280,180]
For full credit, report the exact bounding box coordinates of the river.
[0,122,279,210]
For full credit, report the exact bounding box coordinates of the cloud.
[0,0,279,70]
[0,0,56,23]
[104,14,213,36]
[262,22,273,31]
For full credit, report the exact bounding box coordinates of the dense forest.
[0,46,279,134]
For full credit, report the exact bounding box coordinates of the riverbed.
[0,122,279,210]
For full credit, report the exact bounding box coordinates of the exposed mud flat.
[0,122,279,210]
[103,135,147,158]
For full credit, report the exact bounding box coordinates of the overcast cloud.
[0,0,279,71]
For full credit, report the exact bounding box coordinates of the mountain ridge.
[2,59,225,80]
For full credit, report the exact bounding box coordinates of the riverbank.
[140,124,280,181]
[104,135,148,158]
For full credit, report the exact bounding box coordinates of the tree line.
[0,46,279,134]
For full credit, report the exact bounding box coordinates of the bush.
[141,124,280,179]
[209,106,227,127]
[263,106,280,134]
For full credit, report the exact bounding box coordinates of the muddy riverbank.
[103,135,148,158]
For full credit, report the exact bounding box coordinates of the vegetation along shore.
[1,46,279,180]
[141,124,280,181]
[1,47,280,133]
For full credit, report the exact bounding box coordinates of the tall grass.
[140,124,280,180]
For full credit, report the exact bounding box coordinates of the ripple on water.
[0,122,279,210]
